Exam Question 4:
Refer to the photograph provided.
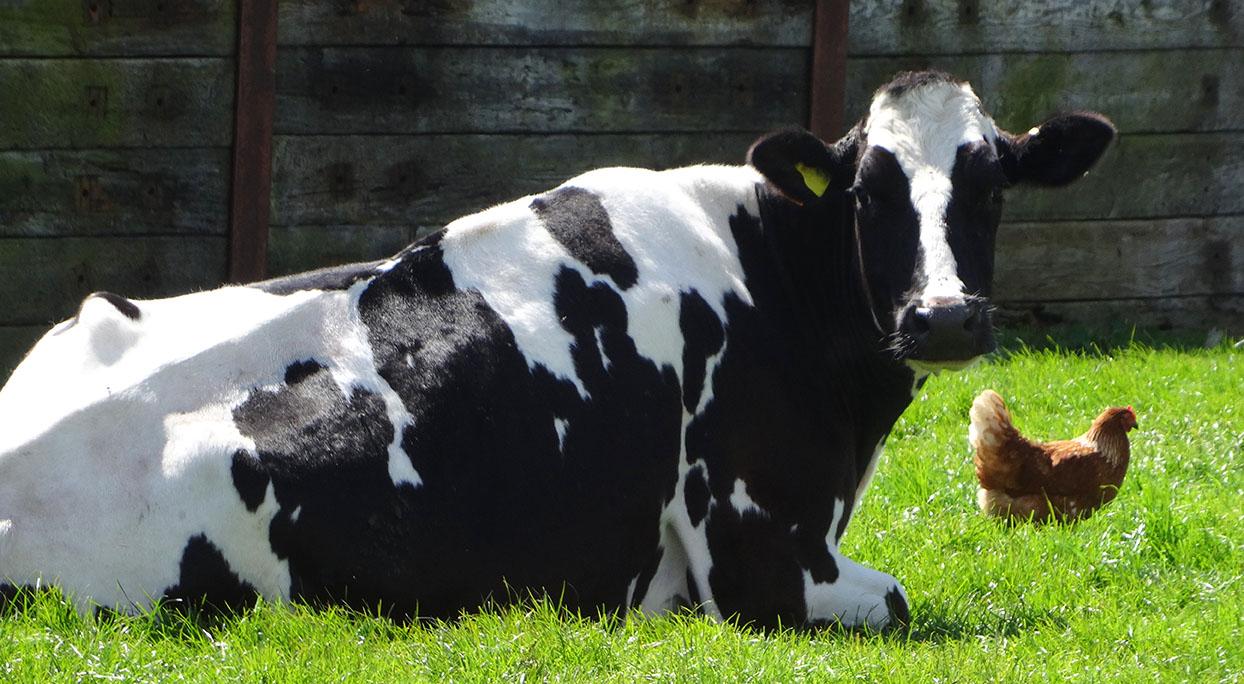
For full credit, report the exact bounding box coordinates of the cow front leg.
[702,496,909,631]
[801,550,909,631]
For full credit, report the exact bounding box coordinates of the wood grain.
[267,224,431,277]
[0,236,227,324]
[0,59,234,149]
[844,50,1244,135]
[269,133,761,228]
[269,132,1243,228]
[1004,133,1244,221]
[996,296,1244,333]
[995,217,1244,302]
[0,0,235,57]
[274,47,808,135]
[276,0,813,47]
[848,0,1242,55]
[0,148,230,237]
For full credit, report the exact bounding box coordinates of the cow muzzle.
[897,297,995,370]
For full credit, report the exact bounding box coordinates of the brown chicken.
[969,390,1137,523]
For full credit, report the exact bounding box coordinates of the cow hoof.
[884,586,911,632]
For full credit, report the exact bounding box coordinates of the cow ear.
[748,128,854,205]
[998,112,1116,187]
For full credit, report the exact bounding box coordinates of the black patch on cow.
[230,242,681,619]
[283,359,324,386]
[92,292,141,320]
[162,534,259,612]
[684,465,710,527]
[681,197,916,630]
[853,147,920,320]
[885,587,910,630]
[252,259,387,294]
[230,449,270,513]
[798,526,839,585]
[629,546,662,609]
[679,290,724,413]
[879,69,960,98]
[685,568,702,607]
[531,187,638,290]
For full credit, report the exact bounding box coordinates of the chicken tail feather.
[969,389,1014,452]
[969,390,1029,493]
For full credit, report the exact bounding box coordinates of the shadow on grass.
[994,323,1229,356]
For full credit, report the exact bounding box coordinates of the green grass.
[2,331,1241,682]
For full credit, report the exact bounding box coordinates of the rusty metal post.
[228,0,278,283]
[809,0,850,140]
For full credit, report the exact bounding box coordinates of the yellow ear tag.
[795,163,830,197]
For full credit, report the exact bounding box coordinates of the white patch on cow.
[553,418,569,451]
[439,166,759,403]
[853,442,886,519]
[800,497,906,628]
[0,279,428,611]
[440,201,591,398]
[573,166,757,385]
[594,326,610,370]
[729,479,766,518]
[801,561,906,630]
[290,505,303,523]
[865,80,997,306]
[625,575,639,608]
[827,497,847,548]
[337,279,422,490]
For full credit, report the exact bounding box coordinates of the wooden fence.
[0,1,1240,379]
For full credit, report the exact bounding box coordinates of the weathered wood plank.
[0,236,227,324]
[274,47,808,135]
[0,59,233,149]
[995,217,1244,302]
[0,0,235,57]
[848,0,1242,55]
[996,296,1244,333]
[272,133,1244,227]
[267,224,432,277]
[270,133,761,227]
[0,148,230,237]
[845,50,1244,136]
[277,0,813,47]
[1006,133,1244,221]
[0,326,48,384]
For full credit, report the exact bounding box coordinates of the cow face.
[749,71,1115,371]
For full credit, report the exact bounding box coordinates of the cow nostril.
[910,307,931,334]
[963,309,980,331]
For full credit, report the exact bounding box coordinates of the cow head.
[749,71,1115,372]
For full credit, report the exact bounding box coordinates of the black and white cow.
[0,72,1113,630]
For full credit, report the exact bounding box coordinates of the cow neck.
[753,185,913,419]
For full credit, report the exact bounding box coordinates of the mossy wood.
[0,59,233,149]
[849,0,1242,55]
[0,0,235,57]
[267,133,760,228]
[274,47,808,135]
[0,236,227,324]
[0,149,230,237]
[276,0,812,47]
[846,50,1244,135]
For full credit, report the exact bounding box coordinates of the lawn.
[1,330,1241,682]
